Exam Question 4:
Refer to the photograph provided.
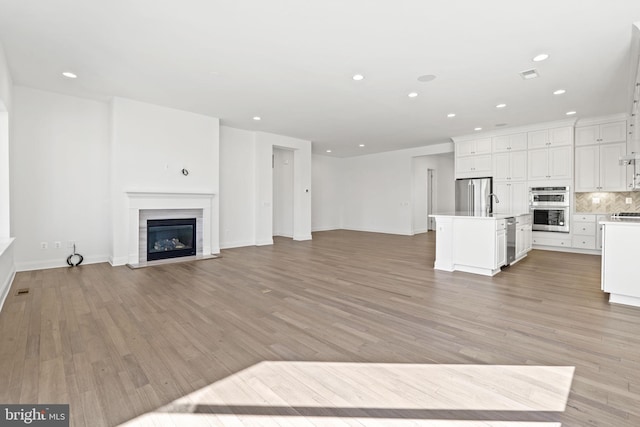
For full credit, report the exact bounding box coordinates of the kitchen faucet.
[486,193,500,215]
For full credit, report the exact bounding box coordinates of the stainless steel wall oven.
[529,186,570,233]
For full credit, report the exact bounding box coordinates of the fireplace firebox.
[147,218,196,261]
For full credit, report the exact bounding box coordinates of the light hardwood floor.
[1,230,639,426]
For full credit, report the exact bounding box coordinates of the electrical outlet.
[40,242,48,250]
[626,197,633,204]
[54,241,61,249]
[592,197,600,204]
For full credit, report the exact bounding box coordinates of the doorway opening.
[427,169,436,231]
[273,147,294,238]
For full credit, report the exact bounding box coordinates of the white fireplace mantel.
[126,190,217,265]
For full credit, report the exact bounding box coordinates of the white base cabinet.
[601,220,640,307]
[515,215,532,259]
[572,214,597,250]
[532,231,571,248]
[432,214,531,276]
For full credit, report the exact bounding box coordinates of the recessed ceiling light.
[417,74,437,82]
[474,127,482,131]
[253,116,261,121]
[359,144,365,147]
[408,92,418,98]
[533,53,550,62]
[62,71,77,79]
[566,111,577,116]
[496,103,507,108]
[553,89,566,95]
[495,123,508,127]
[447,113,456,118]
[326,149,332,153]
[352,74,364,81]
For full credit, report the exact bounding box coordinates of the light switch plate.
[592,197,600,204]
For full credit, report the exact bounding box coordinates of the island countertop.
[430,212,530,220]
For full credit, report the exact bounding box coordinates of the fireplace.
[147,218,196,261]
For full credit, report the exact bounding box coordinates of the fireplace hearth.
[147,218,196,261]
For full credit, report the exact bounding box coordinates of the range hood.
[620,153,640,190]
[619,153,640,166]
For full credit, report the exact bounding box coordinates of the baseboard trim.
[311,226,340,232]
[220,240,256,249]
[255,239,274,246]
[293,234,312,241]
[341,226,414,236]
[16,255,111,272]
[532,245,601,255]
[110,256,129,267]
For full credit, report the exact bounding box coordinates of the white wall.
[219,126,256,249]
[0,42,11,113]
[0,110,8,238]
[0,41,14,311]
[110,97,220,265]
[311,154,343,232]
[219,127,311,247]
[341,143,454,235]
[436,154,456,216]
[0,40,12,239]
[412,153,455,233]
[273,148,294,238]
[11,86,111,270]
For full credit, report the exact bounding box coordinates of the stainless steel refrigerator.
[455,177,493,215]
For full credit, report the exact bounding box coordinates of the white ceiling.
[1,1,640,157]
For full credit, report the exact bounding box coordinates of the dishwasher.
[506,217,516,265]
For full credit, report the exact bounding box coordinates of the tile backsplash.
[575,192,640,213]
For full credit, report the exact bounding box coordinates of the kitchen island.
[430,213,532,276]
[601,216,640,307]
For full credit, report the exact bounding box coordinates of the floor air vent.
[15,288,30,296]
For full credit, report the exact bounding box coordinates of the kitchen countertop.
[430,212,530,220]
[599,217,640,225]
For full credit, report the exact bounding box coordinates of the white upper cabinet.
[494,181,529,215]
[600,142,628,190]
[456,138,492,156]
[600,121,627,143]
[456,154,492,178]
[455,137,493,178]
[527,126,573,149]
[575,120,626,146]
[528,145,572,181]
[575,142,627,191]
[492,133,527,152]
[575,126,599,146]
[493,151,527,181]
[575,145,599,191]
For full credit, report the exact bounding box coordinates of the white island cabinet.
[430,213,531,276]
[601,217,640,307]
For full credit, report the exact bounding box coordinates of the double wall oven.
[529,186,570,233]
